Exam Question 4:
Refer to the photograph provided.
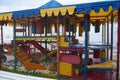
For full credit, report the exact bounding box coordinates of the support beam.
[102,23,104,42]
[27,18,30,36]
[1,25,3,45]
[103,22,106,43]
[110,13,113,60]
[84,14,90,80]
[107,17,109,60]
[116,8,120,80]
[45,17,47,52]
[13,19,17,70]
[27,18,31,55]
[57,16,60,75]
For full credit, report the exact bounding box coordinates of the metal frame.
[13,19,17,70]
[110,13,114,60]
[84,14,89,80]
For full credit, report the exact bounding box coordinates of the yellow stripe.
[0,13,12,21]
[40,6,76,17]
[75,6,118,22]
[15,37,57,40]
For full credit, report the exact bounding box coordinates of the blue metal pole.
[84,14,89,80]
[13,19,17,70]
[110,14,113,60]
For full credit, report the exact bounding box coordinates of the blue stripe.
[75,1,120,13]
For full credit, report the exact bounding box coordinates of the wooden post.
[57,16,60,75]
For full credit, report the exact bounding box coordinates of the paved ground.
[0,71,55,80]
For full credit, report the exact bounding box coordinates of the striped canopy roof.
[0,0,119,21]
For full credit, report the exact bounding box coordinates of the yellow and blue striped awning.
[0,0,119,21]
[40,6,76,17]
[75,5,118,21]
[0,13,12,21]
